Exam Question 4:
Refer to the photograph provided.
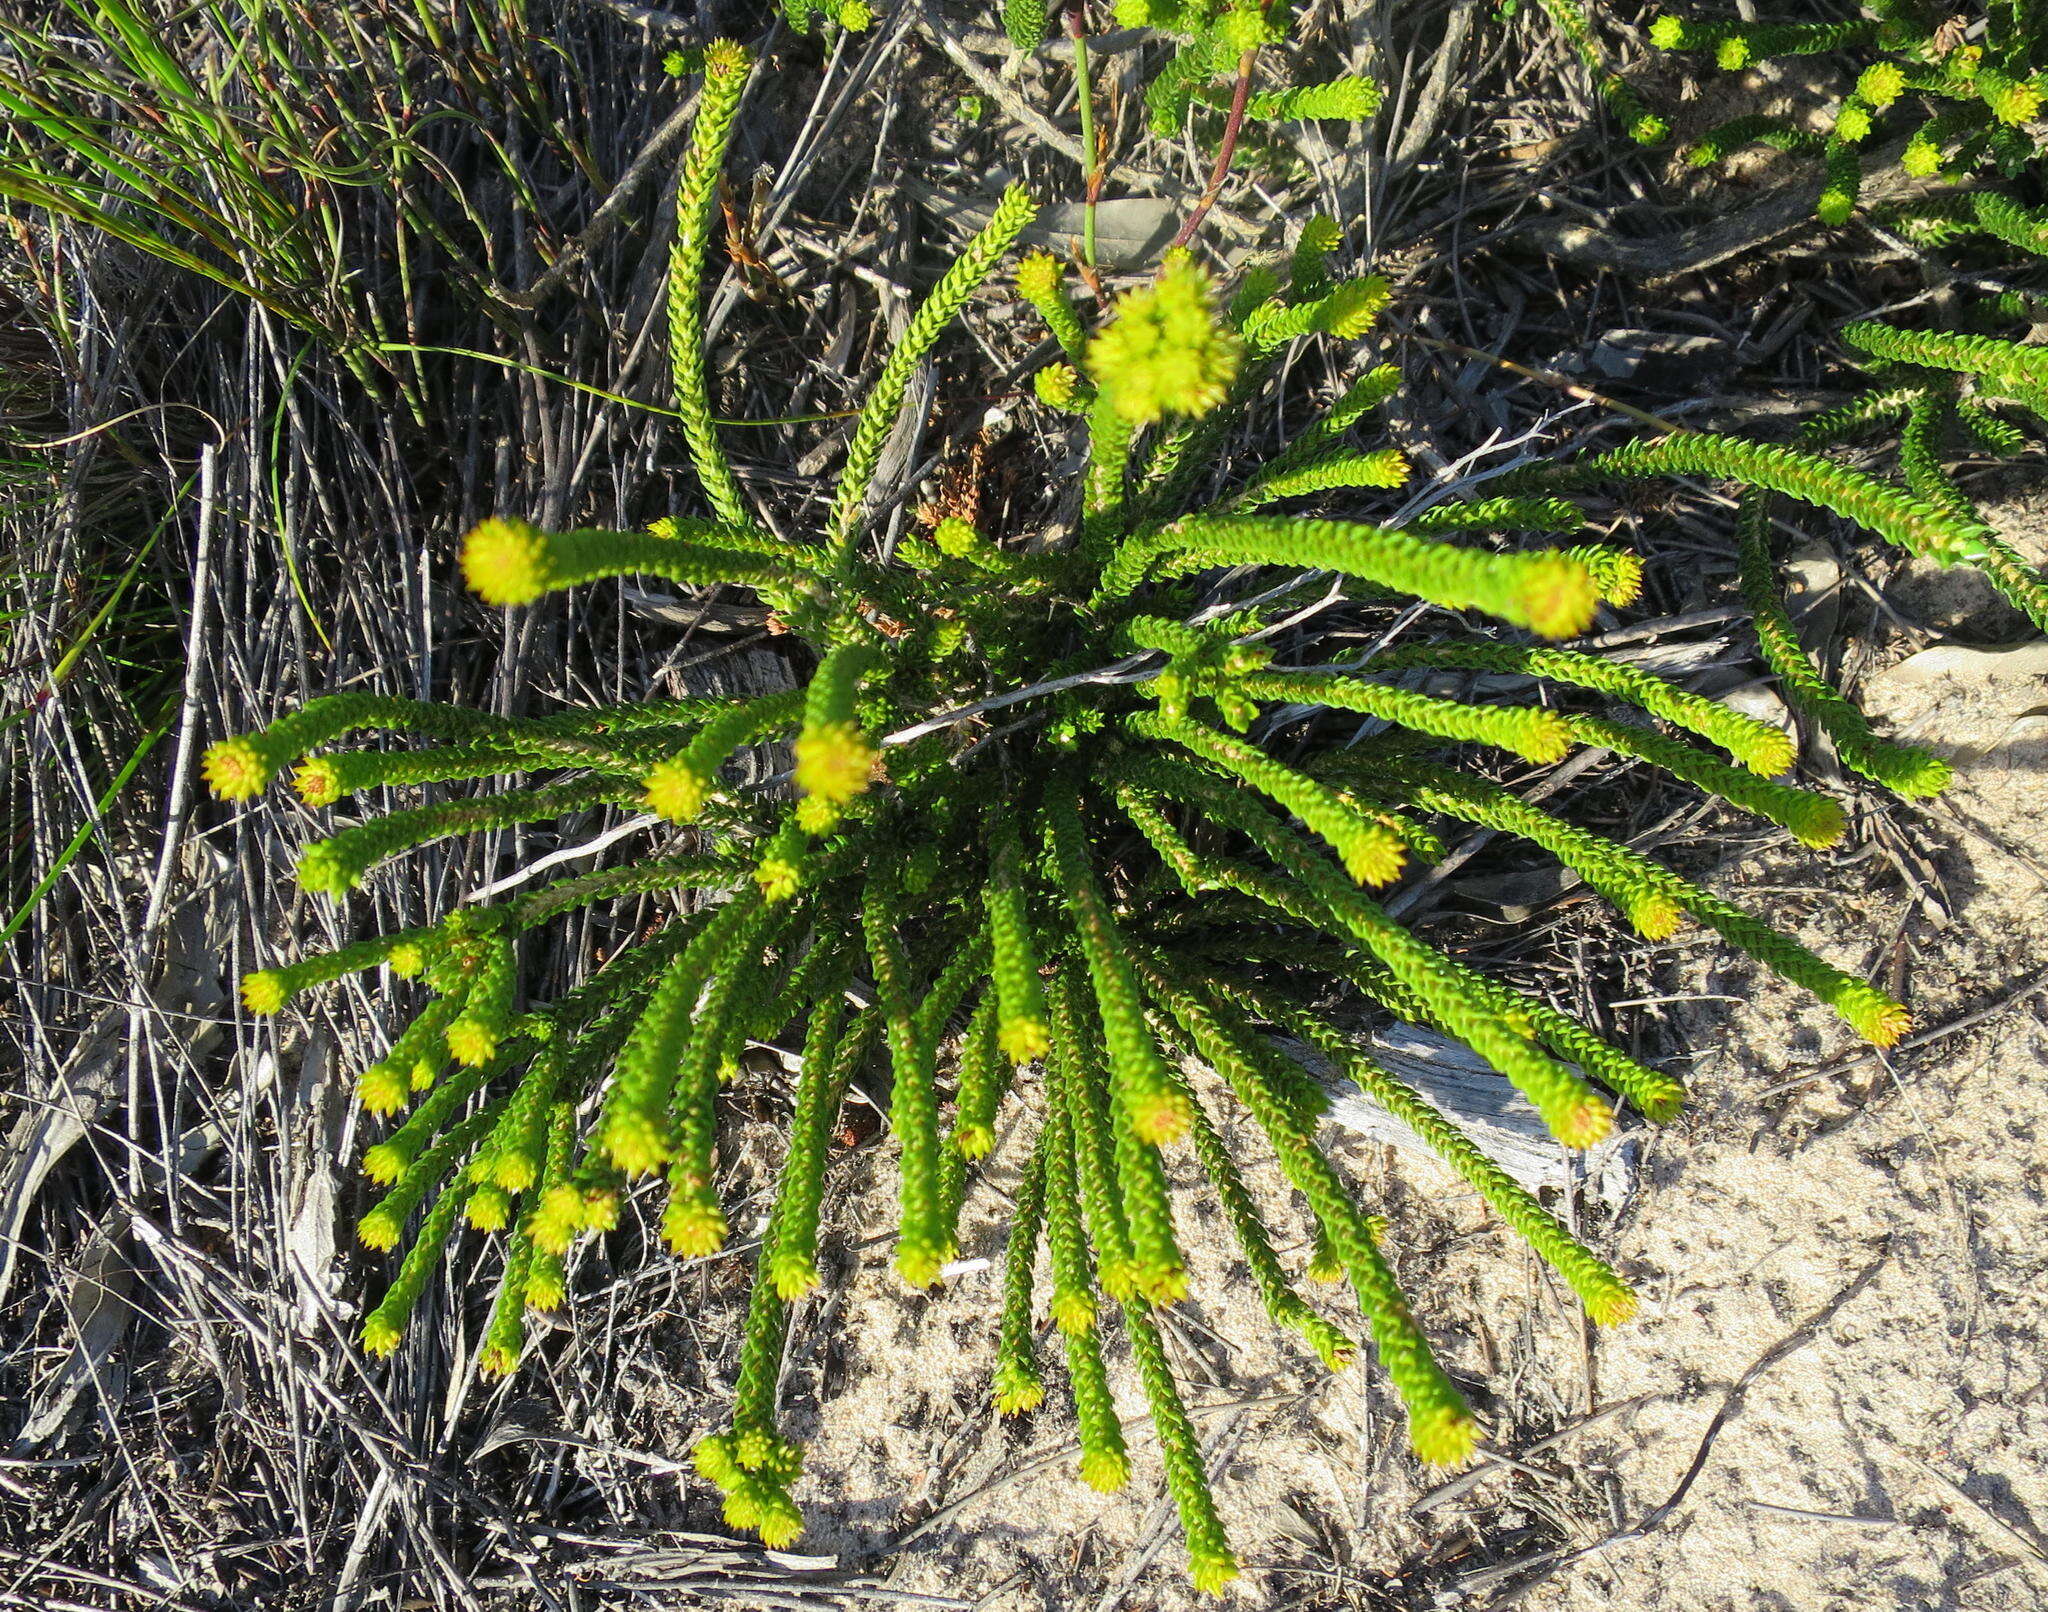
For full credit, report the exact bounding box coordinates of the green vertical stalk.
[668,41,760,533]
[1071,23,1099,271]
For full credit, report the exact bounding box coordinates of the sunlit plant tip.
[1089,253,1243,424]
[462,517,552,606]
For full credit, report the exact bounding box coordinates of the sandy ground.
[741,504,2048,1611]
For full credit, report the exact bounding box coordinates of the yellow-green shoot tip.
[601,1114,671,1178]
[1883,748,1952,799]
[642,758,711,823]
[580,1188,621,1233]
[1317,275,1392,339]
[793,720,879,807]
[1627,893,1686,942]
[1785,794,1847,849]
[932,517,979,557]
[1089,255,1242,425]
[357,1209,402,1251]
[1738,724,1798,778]
[994,1367,1046,1415]
[795,794,842,835]
[530,1185,586,1254]
[771,1252,822,1302]
[292,757,344,807]
[894,1240,951,1290]
[1518,553,1601,640]
[1129,1087,1192,1147]
[356,1063,410,1117]
[1408,1403,1479,1467]
[489,1147,540,1192]
[751,1495,806,1549]
[952,1121,996,1160]
[386,941,428,978]
[466,1185,513,1232]
[1134,1261,1190,1306]
[755,855,802,902]
[1518,710,1575,766]
[1339,824,1407,887]
[202,736,272,801]
[1844,988,1910,1048]
[1034,363,1084,411]
[1015,249,1063,303]
[1858,61,1905,108]
[461,517,551,607]
[997,1015,1050,1065]
[1189,1546,1241,1595]
[662,1195,729,1258]
[240,970,289,1015]
[361,1142,408,1186]
[1549,1094,1616,1151]
[525,1265,567,1311]
[1984,78,2042,127]
[1583,1278,1640,1328]
[701,38,750,76]
[1080,1448,1130,1493]
[1052,1291,1096,1334]
[478,1340,520,1377]
[443,1016,499,1068]
[295,843,353,899]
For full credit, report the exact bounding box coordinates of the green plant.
[205,38,1967,1592]
[1500,409,2048,792]
[1654,1,2047,221]
[995,0,1384,279]
[1529,0,1671,143]
[776,0,875,36]
[1103,0,1384,138]
[0,0,594,403]
[1802,314,2048,632]
[1640,6,2048,656]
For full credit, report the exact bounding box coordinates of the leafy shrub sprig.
[1635,5,2048,706]
[1654,1,2048,222]
[206,39,1962,1590]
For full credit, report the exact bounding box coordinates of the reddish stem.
[1065,1,1107,298]
[1170,51,1257,252]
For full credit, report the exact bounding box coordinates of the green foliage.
[669,41,762,533]
[199,42,1976,1592]
[1097,513,1605,634]
[1657,1,2048,217]
[777,0,875,36]
[1565,433,1995,565]
[1127,0,1384,141]
[866,868,954,1286]
[1245,981,1639,1316]
[1757,286,2048,642]
[1529,0,1671,142]
[1016,251,1090,363]
[770,1002,873,1298]
[1227,669,1576,762]
[1845,320,2048,397]
[1970,189,2048,256]
[0,0,596,411]
[1226,77,1385,122]
[1003,0,1050,53]
[1639,16,2048,651]
[1125,1298,1238,1590]
[1736,491,1954,796]
[1366,640,1793,773]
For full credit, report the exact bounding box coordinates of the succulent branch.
[192,44,1996,1591]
